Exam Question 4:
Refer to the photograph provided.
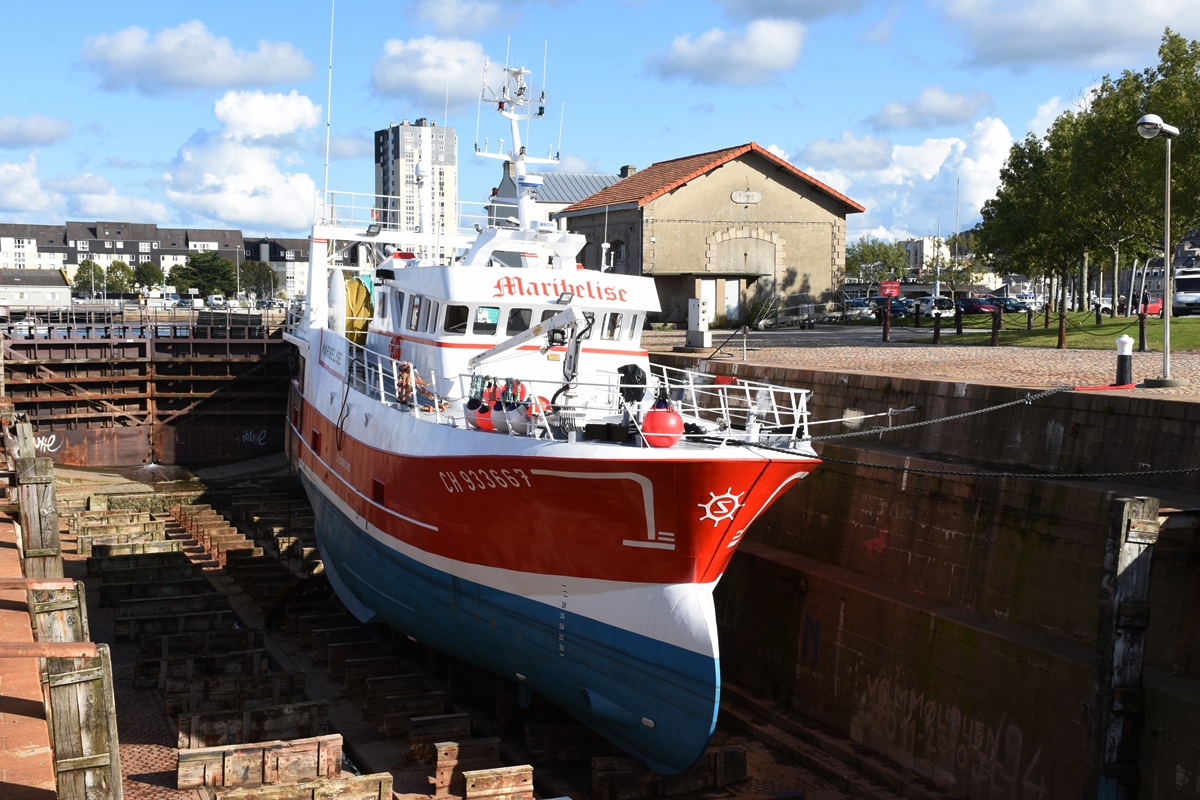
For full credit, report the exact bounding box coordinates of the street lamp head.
[1137,113,1179,139]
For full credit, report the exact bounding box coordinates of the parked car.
[913,295,955,317]
[843,298,875,321]
[987,296,1030,314]
[868,297,910,319]
[1117,295,1164,315]
[956,297,999,315]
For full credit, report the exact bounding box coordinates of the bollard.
[1026,308,1033,330]
[1095,303,1103,326]
[1116,335,1134,386]
[932,315,942,345]
[1138,313,1148,352]
[914,305,922,328]
[955,307,963,335]
[990,309,1001,346]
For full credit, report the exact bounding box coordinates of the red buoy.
[642,407,683,448]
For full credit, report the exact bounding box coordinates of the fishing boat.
[284,64,821,774]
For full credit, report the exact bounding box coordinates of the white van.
[206,295,226,308]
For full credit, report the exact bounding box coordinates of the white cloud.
[954,117,1014,215]
[44,173,112,195]
[328,135,373,161]
[716,0,865,20]
[0,115,72,148]
[552,154,602,173]
[412,0,501,34]
[159,90,322,232]
[804,116,1014,239]
[82,21,312,92]
[937,0,1196,68]
[765,143,790,161]
[1027,96,1067,139]
[214,91,322,140]
[371,37,488,112]
[0,153,57,213]
[647,20,805,86]
[868,87,990,129]
[72,189,170,222]
[800,131,892,171]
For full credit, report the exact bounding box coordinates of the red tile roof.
[560,142,865,214]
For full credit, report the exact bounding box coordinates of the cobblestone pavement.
[643,329,1200,398]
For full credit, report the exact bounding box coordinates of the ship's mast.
[477,65,555,232]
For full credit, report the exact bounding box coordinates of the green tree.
[844,236,908,291]
[106,260,134,294]
[239,260,277,298]
[134,261,164,289]
[72,260,105,296]
[167,263,197,295]
[182,251,237,297]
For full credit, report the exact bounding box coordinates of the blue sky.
[1,0,1195,243]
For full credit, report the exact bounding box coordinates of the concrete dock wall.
[651,355,1200,798]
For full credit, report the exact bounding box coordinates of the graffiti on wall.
[237,430,270,446]
[850,670,1050,799]
[33,434,64,454]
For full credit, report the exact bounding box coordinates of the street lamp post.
[235,245,242,300]
[1136,113,1181,386]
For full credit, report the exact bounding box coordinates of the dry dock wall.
[651,355,1200,798]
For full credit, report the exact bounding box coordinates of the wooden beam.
[0,642,99,658]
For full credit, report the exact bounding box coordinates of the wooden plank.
[115,609,234,642]
[0,577,75,590]
[361,673,424,710]
[99,576,209,606]
[67,511,153,534]
[0,642,99,658]
[212,772,392,800]
[87,550,189,577]
[327,640,384,679]
[462,765,533,800]
[77,529,167,556]
[117,592,228,618]
[17,461,63,578]
[27,582,90,643]
[139,628,264,659]
[177,700,330,749]
[137,648,271,690]
[42,643,123,800]
[408,713,471,763]
[90,539,183,558]
[342,656,402,689]
[97,562,202,584]
[430,737,502,798]
[177,733,341,789]
[163,670,307,716]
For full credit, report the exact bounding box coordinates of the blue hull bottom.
[300,470,720,774]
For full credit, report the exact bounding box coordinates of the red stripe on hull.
[296,402,816,585]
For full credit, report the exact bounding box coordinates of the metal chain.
[808,385,1071,441]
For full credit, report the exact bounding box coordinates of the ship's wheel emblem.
[698,488,743,527]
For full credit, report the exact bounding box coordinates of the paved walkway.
[643,329,1200,399]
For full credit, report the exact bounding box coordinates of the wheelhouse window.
[626,314,640,340]
[393,291,405,322]
[379,292,389,320]
[408,295,422,330]
[474,306,500,335]
[601,312,624,340]
[506,308,531,335]
[444,304,470,334]
[421,299,440,333]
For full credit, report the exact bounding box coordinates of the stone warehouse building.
[555,143,865,323]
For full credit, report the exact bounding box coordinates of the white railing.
[331,338,812,449]
[652,363,812,444]
[315,190,492,237]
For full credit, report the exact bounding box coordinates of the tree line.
[72,251,278,298]
[845,28,1200,311]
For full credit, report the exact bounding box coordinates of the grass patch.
[949,312,1200,351]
